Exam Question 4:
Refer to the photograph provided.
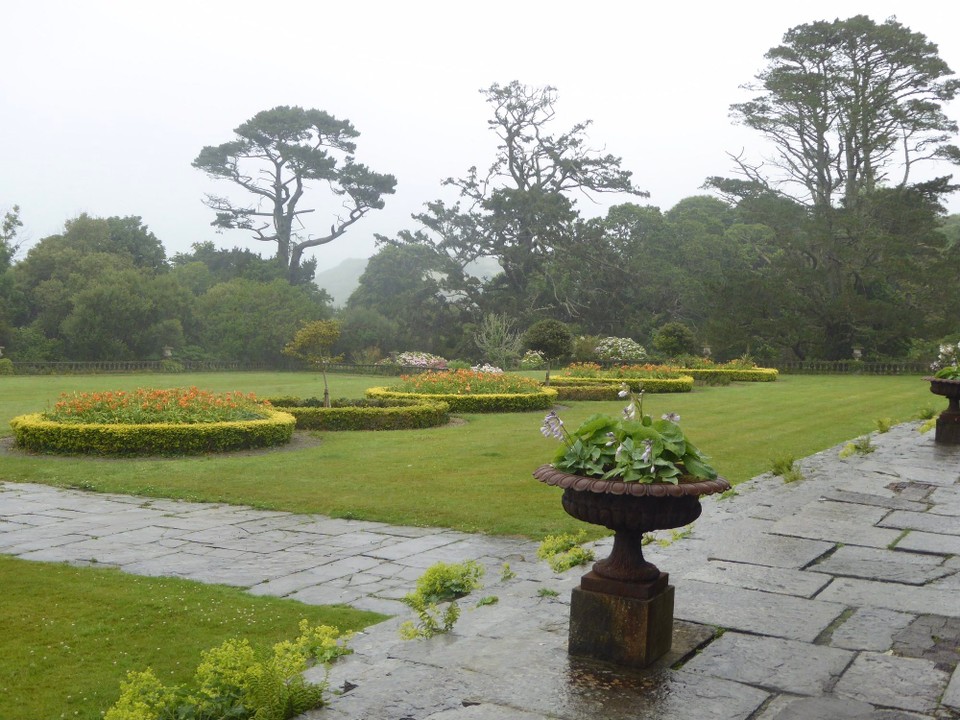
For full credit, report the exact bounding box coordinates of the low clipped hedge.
[548,376,694,393]
[265,397,450,431]
[680,368,779,382]
[9,409,296,456]
[365,386,558,413]
[550,384,623,401]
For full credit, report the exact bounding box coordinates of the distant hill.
[314,258,370,306]
[314,255,503,306]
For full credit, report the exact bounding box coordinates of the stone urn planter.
[534,464,730,667]
[925,376,960,444]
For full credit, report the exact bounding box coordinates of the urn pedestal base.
[935,412,960,445]
[568,579,674,668]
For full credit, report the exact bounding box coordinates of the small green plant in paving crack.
[839,435,876,458]
[500,562,517,581]
[537,530,596,573]
[399,561,484,640]
[475,596,499,607]
[875,417,893,433]
[537,588,560,598]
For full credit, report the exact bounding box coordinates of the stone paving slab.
[674,580,846,642]
[829,607,917,652]
[682,632,853,695]
[769,501,903,548]
[808,545,952,584]
[833,653,949,714]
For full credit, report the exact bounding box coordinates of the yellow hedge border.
[548,376,694,393]
[9,408,296,456]
[680,368,779,382]
[267,397,450,431]
[365,386,558,413]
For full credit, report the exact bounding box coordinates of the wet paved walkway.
[2,422,960,719]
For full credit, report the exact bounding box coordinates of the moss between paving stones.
[9,408,296,456]
[365,386,558,413]
[547,376,694,393]
[266,397,450,431]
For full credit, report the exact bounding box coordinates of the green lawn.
[0,371,937,538]
[0,555,384,720]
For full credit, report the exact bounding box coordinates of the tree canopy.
[193,106,397,284]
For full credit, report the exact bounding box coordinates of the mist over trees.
[2,15,958,366]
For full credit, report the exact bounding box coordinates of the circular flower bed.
[368,370,557,413]
[266,397,450,431]
[9,387,295,456]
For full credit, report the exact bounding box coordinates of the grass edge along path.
[0,555,385,720]
[0,373,934,538]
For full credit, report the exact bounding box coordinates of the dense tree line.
[1,15,958,365]
[0,214,330,363]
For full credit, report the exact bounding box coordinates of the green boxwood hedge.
[266,397,450,431]
[679,368,779,382]
[365,386,558,413]
[550,384,623,401]
[548,376,694,393]
[9,409,296,456]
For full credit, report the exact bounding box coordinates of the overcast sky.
[3,0,960,272]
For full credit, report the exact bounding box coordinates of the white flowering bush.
[395,351,448,369]
[519,350,547,369]
[471,363,504,374]
[594,337,647,362]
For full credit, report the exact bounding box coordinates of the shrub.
[572,335,602,363]
[473,313,524,369]
[519,350,547,370]
[0,358,14,375]
[104,620,350,720]
[680,367,778,382]
[594,336,647,362]
[266,397,450,431]
[652,322,698,357]
[537,531,595,573]
[394,351,448,369]
[388,369,542,395]
[524,320,573,365]
[399,561,485,640]
[547,375,694,393]
[10,409,296,456]
[366,386,557,413]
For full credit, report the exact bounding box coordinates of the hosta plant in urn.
[925,342,960,444]
[534,384,729,667]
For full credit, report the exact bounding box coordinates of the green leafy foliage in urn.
[540,383,717,484]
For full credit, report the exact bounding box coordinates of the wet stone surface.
[893,615,960,672]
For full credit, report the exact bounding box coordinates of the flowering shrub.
[519,350,546,369]
[932,342,960,380]
[44,387,269,424]
[390,370,542,395]
[594,337,647,362]
[471,363,504,374]
[540,384,716,483]
[395,351,449,369]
